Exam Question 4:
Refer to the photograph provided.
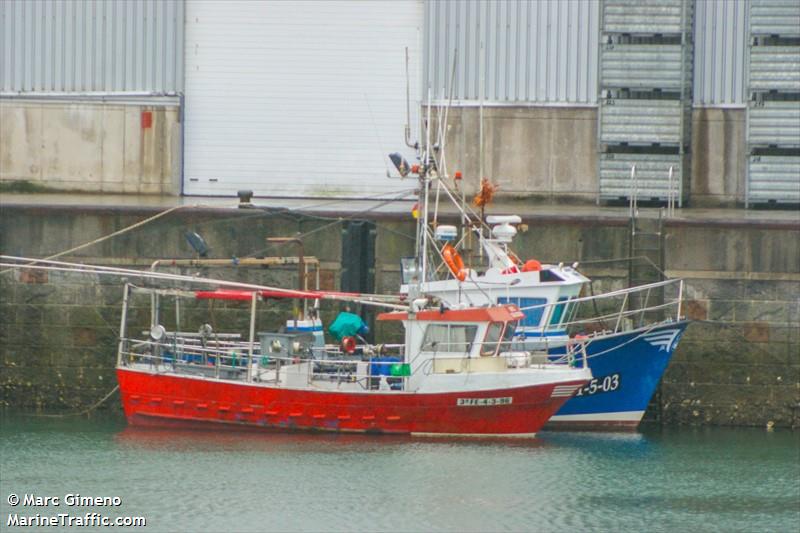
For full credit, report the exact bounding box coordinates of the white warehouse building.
[1,0,798,206]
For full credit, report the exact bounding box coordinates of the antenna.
[363,93,393,177]
[438,48,458,178]
[404,47,416,149]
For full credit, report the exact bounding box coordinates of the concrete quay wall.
[2,101,746,206]
[0,99,181,195]
[427,106,745,207]
[0,204,798,427]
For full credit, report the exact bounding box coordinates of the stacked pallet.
[746,0,800,207]
[597,0,694,206]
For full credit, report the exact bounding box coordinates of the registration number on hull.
[574,373,620,397]
[456,397,513,407]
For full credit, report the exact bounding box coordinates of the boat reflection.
[114,425,554,453]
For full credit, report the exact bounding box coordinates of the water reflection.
[114,425,553,454]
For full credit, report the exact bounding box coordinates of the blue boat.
[546,318,689,428]
[395,196,687,430]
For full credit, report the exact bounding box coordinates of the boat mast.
[420,87,433,288]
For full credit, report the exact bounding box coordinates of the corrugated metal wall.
[0,0,183,94]
[423,0,600,104]
[425,0,751,107]
[1,0,758,106]
[693,0,747,106]
[182,0,423,198]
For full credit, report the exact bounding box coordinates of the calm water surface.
[1,416,798,532]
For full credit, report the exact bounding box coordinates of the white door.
[183,0,422,198]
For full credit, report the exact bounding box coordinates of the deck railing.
[119,336,411,388]
[118,332,585,389]
[517,278,684,338]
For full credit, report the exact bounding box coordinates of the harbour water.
[1,416,798,532]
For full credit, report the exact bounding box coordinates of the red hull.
[117,368,585,436]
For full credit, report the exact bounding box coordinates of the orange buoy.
[441,244,467,282]
[521,259,542,272]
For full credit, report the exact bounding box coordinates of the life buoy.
[441,244,467,282]
[341,336,357,354]
[521,259,542,272]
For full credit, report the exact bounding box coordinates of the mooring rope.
[0,204,190,276]
[24,385,120,418]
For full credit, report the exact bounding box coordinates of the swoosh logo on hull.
[642,328,682,351]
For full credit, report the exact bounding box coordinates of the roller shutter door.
[183,0,422,198]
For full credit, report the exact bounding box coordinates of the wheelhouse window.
[563,297,579,326]
[481,322,505,356]
[549,297,569,326]
[539,270,564,282]
[498,297,547,327]
[422,324,478,354]
[502,321,517,346]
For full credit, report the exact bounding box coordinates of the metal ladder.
[627,166,667,301]
[628,178,668,424]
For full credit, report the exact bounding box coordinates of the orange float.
[521,259,542,272]
[441,244,467,282]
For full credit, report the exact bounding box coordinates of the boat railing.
[517,278,684,337]
[118,335,415,389]
[118,331,585,389]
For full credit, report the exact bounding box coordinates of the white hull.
[546,410,646,429]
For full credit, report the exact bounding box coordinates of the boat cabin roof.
[377,304,524,323]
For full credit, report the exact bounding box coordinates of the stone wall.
[0,99,181,194]
[0,204,798,427]
[0,205,342,411]
[660,219,800,427]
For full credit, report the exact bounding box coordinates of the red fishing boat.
[116,285,591,437]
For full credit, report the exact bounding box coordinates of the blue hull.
[548,320,689,427]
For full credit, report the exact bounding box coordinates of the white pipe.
[246,292,257,383]
[117,283,130,367]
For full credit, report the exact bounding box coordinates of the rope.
[25,385,120,418]
[1,189,417,277]
[0,205,190,276]
[572,321,665,362]
[242,189,417,259]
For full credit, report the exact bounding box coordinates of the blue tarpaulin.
[328,312,368,341]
